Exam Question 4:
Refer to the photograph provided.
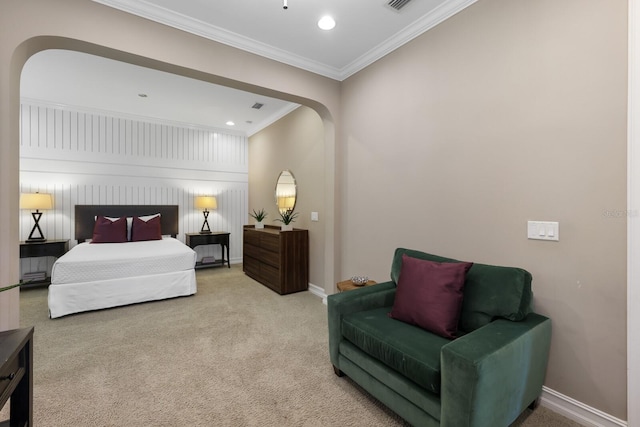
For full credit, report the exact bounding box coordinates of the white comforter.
[51,237,196,284]
[48,237,197,318]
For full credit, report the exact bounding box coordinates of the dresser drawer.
[0,352,22,398]
[0,352,25,407]
[243,255,260,278]
[260,263,281,292]
[243,229,260,246]
[260,248,280,268]
[260,232,280,253]
[243,242,260,259]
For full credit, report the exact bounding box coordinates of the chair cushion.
[342,307,449,394]
[390,248,532,333]
[389,254,473,338]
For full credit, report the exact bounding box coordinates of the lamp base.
[200,210,212,234]
[28,211,46,242]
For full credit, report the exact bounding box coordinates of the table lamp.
[20,192,53,242]
[194,196,217,234]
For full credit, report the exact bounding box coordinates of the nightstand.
[19,239,69,286]
[185,232,230,269]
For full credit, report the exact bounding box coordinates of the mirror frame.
[275,170,297,213]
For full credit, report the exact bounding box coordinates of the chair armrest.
[327,282,396,366]
[440,313,551,427]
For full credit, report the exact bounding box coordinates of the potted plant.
[275,209,299,231]
[250,208,268,229]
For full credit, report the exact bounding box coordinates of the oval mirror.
[275,170,297,213]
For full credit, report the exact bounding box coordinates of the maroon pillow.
[130,215,162,242]
[389,254,473,339]
[92,216,127,243]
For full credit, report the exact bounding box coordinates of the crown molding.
[340,0,479,79]
[93,0,477,81]
[246,104,300,137]
[92,0,343,80]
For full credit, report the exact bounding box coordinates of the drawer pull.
[1,372,16,381]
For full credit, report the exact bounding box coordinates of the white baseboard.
[307,282,327,304]
[541,386,627,427]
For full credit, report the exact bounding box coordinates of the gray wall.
[339,0,628,418]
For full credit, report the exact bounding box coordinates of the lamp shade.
[20,193,53,210]
[194,196,217,210]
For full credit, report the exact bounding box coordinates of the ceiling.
[21,50,299,136]
[20,0,477,136]
[95,0,477,80]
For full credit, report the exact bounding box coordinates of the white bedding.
[51,237,196,284]
[48,237,197,318]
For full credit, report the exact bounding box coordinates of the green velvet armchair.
[328,248,552,427]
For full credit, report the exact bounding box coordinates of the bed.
[48,205,197,318]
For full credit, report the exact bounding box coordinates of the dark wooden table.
[19,239,69,286]
[337,279,377,292]
[185,232,230,269]
[0,327,34,427]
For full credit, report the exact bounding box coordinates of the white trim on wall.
[307,282,327,304]
[541,387,627,427]
[628,0,639,425]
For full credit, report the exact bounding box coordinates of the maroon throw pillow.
[389,254,473,339]
[130,215,162,242]
[92,216,127,243]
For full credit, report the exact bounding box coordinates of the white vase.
[281,223,293,231]
[255,221,264,229]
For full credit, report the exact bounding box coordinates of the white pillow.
[137,213,161,222]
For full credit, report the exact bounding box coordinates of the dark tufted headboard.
[75,205,179,242]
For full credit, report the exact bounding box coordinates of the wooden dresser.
[243,225,309,294]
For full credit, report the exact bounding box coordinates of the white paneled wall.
[19,101,248,279]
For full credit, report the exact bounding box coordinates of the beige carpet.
[7,265,582,426]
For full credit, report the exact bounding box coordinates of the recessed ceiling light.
[318,16,336,31]
[226,121,235,126]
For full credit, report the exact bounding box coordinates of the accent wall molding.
[19,101,249,280]
[21,97,248,138]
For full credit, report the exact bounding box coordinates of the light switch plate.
[311,212,319,222]
[527,221,559,241]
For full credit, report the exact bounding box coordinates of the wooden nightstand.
[185,232,230,269]
[0,327,34,427]
[337,279,377,292]
[19,239,69,286]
